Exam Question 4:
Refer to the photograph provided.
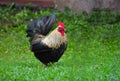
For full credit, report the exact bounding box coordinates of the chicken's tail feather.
[44,12,55,35]
[26,12,55,38]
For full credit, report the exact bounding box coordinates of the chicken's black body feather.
[31,40,67,65]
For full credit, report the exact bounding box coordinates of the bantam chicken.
[26,12,67,65]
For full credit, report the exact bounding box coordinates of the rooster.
[26,12,67,65]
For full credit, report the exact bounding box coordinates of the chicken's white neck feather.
[42,28,67,48]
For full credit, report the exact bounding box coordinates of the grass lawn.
[0,7,120,81]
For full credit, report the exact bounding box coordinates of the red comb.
[58,21,64,28]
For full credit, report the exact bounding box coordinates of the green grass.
[0,6,120,81]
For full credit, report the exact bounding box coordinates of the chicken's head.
[57,21,65,36]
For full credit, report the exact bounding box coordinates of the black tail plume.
[26,12,55,38]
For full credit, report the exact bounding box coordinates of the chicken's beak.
[64,29,67,33]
